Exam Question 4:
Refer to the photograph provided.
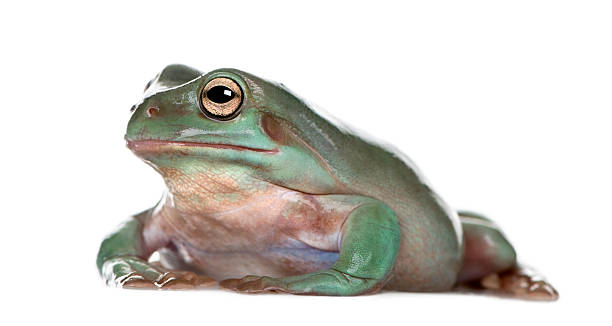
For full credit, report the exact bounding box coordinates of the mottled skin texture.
[97,65,558,299]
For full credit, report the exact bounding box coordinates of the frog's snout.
[126,103,165,142]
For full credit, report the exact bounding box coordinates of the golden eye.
[200,77,243,120]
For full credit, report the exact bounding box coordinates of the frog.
[97,64,558,300]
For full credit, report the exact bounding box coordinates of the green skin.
[97,65,535,296]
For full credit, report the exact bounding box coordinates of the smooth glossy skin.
[97,65,558,299]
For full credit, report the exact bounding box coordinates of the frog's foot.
[480,266,559,301]
[220,269,385,296]
[220,275,293,294]
[102,256,216,290]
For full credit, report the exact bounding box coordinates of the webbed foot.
[102,256,216,290]
[480,266,559,301]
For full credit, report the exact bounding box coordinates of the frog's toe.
[152,271,217,290]
[220,276,288,294]
[103,256,216,290]
[523,280,559,300]
[117,271,157,289]
[219,276,267,293]
[118,270,216,290]
[481,266,559,301]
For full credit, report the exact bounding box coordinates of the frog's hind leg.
[457,211,516,282]
[457,211,558,301]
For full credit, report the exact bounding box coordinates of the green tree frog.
[97,65,558,300]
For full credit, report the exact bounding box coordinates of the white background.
[2,1,610,325]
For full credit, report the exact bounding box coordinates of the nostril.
[146,106,160,117]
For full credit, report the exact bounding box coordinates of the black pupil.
[207,86,235,104]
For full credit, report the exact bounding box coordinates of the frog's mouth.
[126,139,278,154]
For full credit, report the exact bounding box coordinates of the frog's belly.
[159,240,339,281]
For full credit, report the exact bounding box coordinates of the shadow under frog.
[97,64,558,300]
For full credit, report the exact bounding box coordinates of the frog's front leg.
[97,210,215,289]
[221,200,401,295]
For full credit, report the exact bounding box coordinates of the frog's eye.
[200,77,243,120]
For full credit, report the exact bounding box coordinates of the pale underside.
[140,165,463,291]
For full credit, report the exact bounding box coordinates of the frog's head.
[126,65,344,193]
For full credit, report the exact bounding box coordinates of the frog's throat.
[126,139,279,154]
